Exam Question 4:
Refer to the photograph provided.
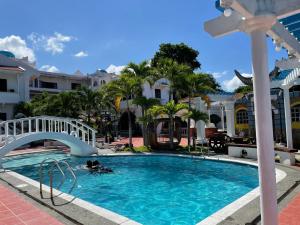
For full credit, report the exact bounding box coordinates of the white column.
[251,28,278,225]
[220,104,225,130]
[195,97,206,141]
[224,102,235,137]
[283,86,293,149]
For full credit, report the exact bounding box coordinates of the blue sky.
[0,0,287,91]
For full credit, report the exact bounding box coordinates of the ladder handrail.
[49,160,77,200]
[39,158,66,199]
[39,158,77,201]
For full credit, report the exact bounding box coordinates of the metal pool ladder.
[39,158,77,201]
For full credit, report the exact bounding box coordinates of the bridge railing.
[0,116,97,148]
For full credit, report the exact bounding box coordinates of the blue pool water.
[3,152,259,225]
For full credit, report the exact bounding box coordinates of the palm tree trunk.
[187,96,191,152]
[170,116,174,150]
[141,108,147,146]
[126,99,132,147]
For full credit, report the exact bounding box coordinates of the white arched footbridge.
[0,116,97,158]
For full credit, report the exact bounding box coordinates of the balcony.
[0,91,20,103]
[29,87,62,93]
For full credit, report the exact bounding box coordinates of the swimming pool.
[3,152,259,225]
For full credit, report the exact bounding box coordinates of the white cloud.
[222,73,252,91]
[0,35,35,62]
[74,51,88,58]
[40,65,59,73]
[106,64,126,75]
[28,32,74,54]
[211,71,228,79]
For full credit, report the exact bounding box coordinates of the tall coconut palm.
[175,73,219,150]
[149,100,188,150]
[77,86,99,124]
[104,74,142,147]
[123,61,152,78]
[133,96,160,146]
[153,58,191,101]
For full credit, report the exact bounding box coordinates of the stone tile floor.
[111,137,188,147]
[0,185,63,225]
[279,192,300,225]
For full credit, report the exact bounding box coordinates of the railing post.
[92,131,96,148]
[5,123,8,138]
[29,119,32,133]
[82,132,86,142]
[36,118,39,132]
[42,119,45,132]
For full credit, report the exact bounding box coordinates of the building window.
[39,81,57,89]
[34,79,38,88]
[0,112,6,121]
[71,83,81,90]
[93,81,98,87]
[236,109,248,124]
[0,79,7,92]
[291,105,300,122]
[155,89,161,99]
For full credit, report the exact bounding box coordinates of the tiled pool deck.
[279,192,300,225]
[0,184,63,225]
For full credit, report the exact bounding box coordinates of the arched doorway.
[119,111,140,136]
[210,114,221,127]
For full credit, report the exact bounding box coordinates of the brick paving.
[279,193,300,225]
[0,185,63,225]
[111,137,188,147]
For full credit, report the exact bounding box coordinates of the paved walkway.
[279,192,300,225]
[111,137,188,147]
[0,184,63,225]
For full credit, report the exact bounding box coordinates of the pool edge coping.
[3,152,287,225]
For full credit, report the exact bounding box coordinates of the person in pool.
[86,160,113,173]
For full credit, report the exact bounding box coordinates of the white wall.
[0,104,15,120]
[228,146,295,165]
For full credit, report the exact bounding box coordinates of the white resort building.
[0,51,171,122]
[1,46,300,151]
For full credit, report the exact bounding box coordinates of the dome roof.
[98,69,107,73]
[0,51,15,58]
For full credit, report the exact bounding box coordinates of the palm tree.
[123,61,152,78]
[104,74,142,147]
[152,58,191,101]
[133,96,160,146]
[149,100,188,150]
[55,91,81,118]
[174,73,219,150]
[77,86,99,124]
